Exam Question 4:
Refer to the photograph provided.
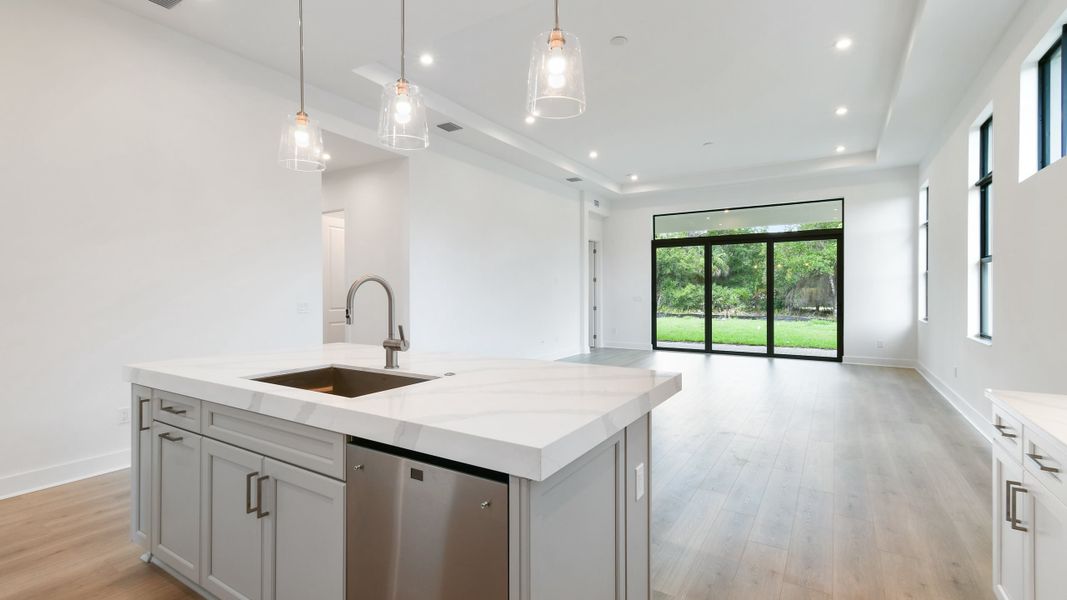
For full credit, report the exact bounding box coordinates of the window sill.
[968,335,992,347]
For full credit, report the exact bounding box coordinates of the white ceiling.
[104,0,1025,198]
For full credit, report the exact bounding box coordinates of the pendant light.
[378,0,428,150]
[278,0,326,172]
[526,0,586,119]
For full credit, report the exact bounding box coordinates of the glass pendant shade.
[278,112,325,172]
[527,29,586,119]
[378,80,429,150]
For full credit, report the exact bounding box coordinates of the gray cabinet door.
[201,438,266,600]
[131,386,152,550]
[152,421,202,582]
[262,458,345,600]
[993,448,1025,600]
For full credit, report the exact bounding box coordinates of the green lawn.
[656,316,838,350]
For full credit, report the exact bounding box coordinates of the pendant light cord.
[554,0,560,29]
[298,0,305,114]
[400,0,406,82]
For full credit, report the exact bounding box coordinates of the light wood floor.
[0,350,991,600]
[564,349,992,600]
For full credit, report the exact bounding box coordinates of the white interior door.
[322,213,346,343]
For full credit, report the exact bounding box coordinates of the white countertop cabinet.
[988,389,1067,600]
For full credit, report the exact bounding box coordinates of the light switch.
[635,463,645,501]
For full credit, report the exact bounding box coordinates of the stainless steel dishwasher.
[346,439,509,600]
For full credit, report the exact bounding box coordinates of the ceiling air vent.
[436,122,463,132]
[147,0,182,8]
[566,177,583,183]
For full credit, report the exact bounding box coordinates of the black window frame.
[1038,25,1067,169]
[919,186,929,322]
[976,117,993,340]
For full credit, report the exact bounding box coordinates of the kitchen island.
[125,343,681,600]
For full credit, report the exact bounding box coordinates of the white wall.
[322,159,410,346]
[600,168,918,367]
[408,151,584,360]
[0,0,323,498]
[918,0,1067,433]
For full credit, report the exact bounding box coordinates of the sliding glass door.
[654,246,705,350]
[710,243,767,354]
[772,239,840,358]
[651,199,844,361]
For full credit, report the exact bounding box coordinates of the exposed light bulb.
[547,48,567,74]
[294,127,310,148]
[394,93,413,124]
[547,73,567,89]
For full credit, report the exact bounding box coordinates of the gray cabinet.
[263,457,345,600]
[201,438,266,600]
[152,421,202,582]
[130,385,153,551]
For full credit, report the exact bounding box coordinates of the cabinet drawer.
[1023,425,1067,508]
[154,390,202,433]
[992,404,1024,464]
[202,402,345,480]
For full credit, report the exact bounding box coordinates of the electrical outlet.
[297,302,309,314]
[876,340,884,349]
[118,407,130,425]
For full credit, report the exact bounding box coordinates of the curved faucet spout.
[344,274,409,369]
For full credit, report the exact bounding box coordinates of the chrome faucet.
[345,275,409,369]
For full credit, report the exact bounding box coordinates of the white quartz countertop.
[987,388,1067,448]
[125,344,681,481]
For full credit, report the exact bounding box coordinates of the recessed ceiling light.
[835,106,849,116]
[525,115,536,124]
[589,150,599,159]
[419,53,434,66]
[610,35,629,46]
[629,174,639,182]
[322,153,331,161]
[835,145,847,153]
[835,37,853,51]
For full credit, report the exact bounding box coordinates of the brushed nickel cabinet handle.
[1005,480,1017,522]
[246,471,259,515]
[255,475,270,519]
[158,431,184,443]
[1027,453,1060,473]
[159,405,188,416]
[138,397,150,432]
[1008,481,1028,532]
[994,424,1017,438]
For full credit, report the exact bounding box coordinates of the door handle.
[159,405,187,416]
[1007,481,1028,532]
[255,475,270,519]
[138,397,150,432]
[1027,453,1060,474]
[158,431,184,443]
[246,471,260,515]
[994,424,1017,438]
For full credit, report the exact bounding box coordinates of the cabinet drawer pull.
[159,405,188,416]
[138,397,150,432]
[246,471,260,514]
[993,424,1017,438]
[1007,481,1028,532]
[255,475,270,519]
[1027,453,1060,473]
[158,431,184,443]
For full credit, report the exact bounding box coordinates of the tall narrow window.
[976,117,993,339]
[1038,26,1066,169]
[919,186,929,321]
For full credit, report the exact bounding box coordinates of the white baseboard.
[916,363,992,443]
[843,355,917,368]
[0,450,130,501]
[603,341,654,351]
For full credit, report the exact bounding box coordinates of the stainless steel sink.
[251,366,434,398]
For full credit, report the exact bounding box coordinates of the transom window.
[976,117,993,339]
[1038,26,1066,169]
